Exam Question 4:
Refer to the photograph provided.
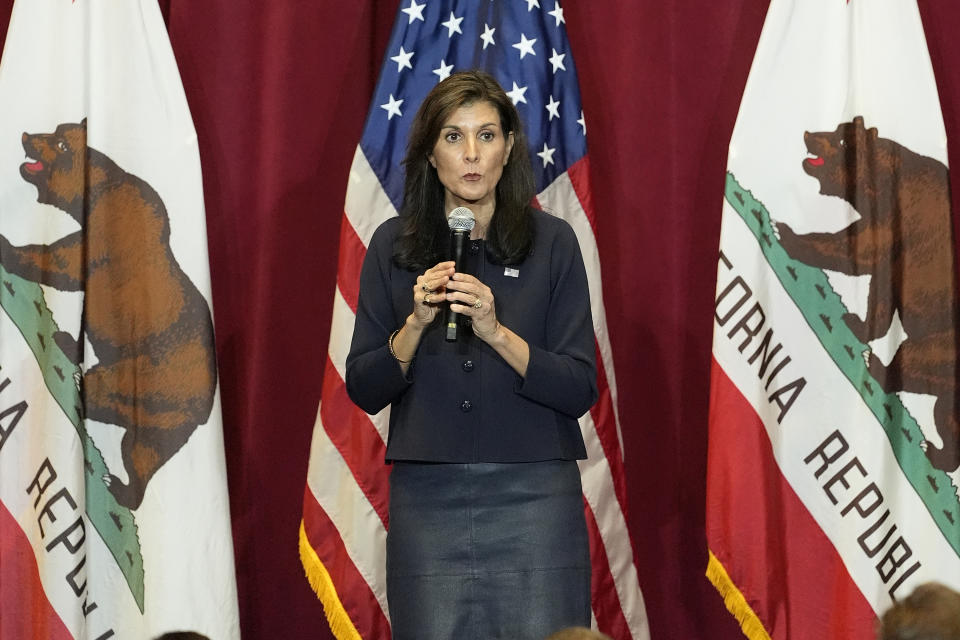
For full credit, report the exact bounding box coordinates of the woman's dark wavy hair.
[393,70,536,270]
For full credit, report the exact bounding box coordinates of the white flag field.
[0,1,239,638]
[706,1,960,638]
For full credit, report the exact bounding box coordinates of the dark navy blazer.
[345,209,597,463]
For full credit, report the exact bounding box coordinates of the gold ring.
[421,283,430,292]
[424,293,432,304]
[473,298,483,309]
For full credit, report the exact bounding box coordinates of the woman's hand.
[445,272,500,341]
[411,261,455,327]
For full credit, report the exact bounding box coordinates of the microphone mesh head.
[447,206,476,231]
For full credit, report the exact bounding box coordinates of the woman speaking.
[346,70,597,640]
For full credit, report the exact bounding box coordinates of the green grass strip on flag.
[0,265,145,611]
[724,171,960,558]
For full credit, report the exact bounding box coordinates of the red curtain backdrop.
[3,2,960,638]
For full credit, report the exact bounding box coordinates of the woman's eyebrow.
[441,122,500,130]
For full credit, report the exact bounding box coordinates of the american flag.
[300,2,650,638]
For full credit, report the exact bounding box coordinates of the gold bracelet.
[388,328,412,364]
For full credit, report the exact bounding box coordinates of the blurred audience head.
[877,582,960,640]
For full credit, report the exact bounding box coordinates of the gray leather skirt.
[386,460,591,640]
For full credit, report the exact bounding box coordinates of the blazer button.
[469,240,481,255]
[462,360,474,372]
[460,400,473,412]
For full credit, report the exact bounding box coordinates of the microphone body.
[444,207,476,341]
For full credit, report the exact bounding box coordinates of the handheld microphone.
[445,206,475,341]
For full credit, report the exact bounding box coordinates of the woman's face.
[428,100,514,213]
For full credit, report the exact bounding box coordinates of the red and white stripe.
[706,359,878,640]
[0,501,74,640]
[302,147,650,639]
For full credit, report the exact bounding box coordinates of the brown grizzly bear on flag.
[0,119,217,509]
[776,115,960,473]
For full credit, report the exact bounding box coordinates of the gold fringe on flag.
[706,549,772,640]
[299,521,363,640]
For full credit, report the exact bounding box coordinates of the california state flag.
[0,1,240,638]
[706,0,960,638]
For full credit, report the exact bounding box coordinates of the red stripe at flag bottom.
[706,358,877,640]
[0,500,73,640]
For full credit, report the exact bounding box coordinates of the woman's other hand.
[412,261,455,327]
[445,272,500,341]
